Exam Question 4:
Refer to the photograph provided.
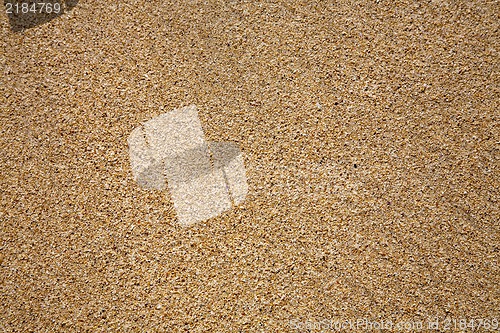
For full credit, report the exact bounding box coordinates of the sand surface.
[1,0,499,331]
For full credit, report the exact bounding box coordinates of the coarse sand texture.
[1,0,499,331]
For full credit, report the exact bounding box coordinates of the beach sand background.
[1,0,499,331]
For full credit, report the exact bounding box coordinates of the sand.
[1,0,499,331]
